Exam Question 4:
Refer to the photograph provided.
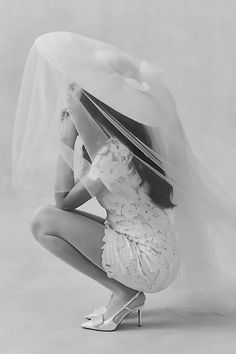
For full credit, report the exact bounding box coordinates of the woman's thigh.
[33,204,107,271]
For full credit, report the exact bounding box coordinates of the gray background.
[1,1,236,353]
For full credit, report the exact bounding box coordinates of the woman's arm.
[54,140,93,211]
[54,146,104,211]
[54,83,103,210]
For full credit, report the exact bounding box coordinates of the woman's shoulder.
[88,136,133,183]
[91,137,133,174]
[107,137,132,157]
[95,136,131,158]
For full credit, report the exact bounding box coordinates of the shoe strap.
[122,291,141,311]
[123,305,133,311]
[123,304,143,311]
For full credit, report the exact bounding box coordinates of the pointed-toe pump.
[81,291,145,332]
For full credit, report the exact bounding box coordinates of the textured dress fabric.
[87,137,181,293]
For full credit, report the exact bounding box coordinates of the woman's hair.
[79,89,177,210]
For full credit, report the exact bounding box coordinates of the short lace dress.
[86,137,181,293]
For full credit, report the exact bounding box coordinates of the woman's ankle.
[113,287,138,298]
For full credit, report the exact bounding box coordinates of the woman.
[30,82,180,331]
[12,32,236,332]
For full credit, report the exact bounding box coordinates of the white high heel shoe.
[81,291,145,331]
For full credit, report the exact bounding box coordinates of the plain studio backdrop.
[1,1,236,353]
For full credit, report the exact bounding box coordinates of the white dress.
[87,137,181,293]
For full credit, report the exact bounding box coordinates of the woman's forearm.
[54,138,76,208]
[54,138,94,210]
[55,154,75,194]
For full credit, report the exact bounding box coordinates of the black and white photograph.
[1,1,236,353]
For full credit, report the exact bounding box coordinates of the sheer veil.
[12,32,236,316]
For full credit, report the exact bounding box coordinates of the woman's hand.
[60,82,82,146]
[66,82,82,118]
[60,108,78,147]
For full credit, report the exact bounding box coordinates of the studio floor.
[1,193,236,354]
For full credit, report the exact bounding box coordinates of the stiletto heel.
[137,309,142,327]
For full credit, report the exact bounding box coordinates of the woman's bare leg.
[30,205,144,319]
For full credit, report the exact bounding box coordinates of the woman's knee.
[30,204,58,241]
